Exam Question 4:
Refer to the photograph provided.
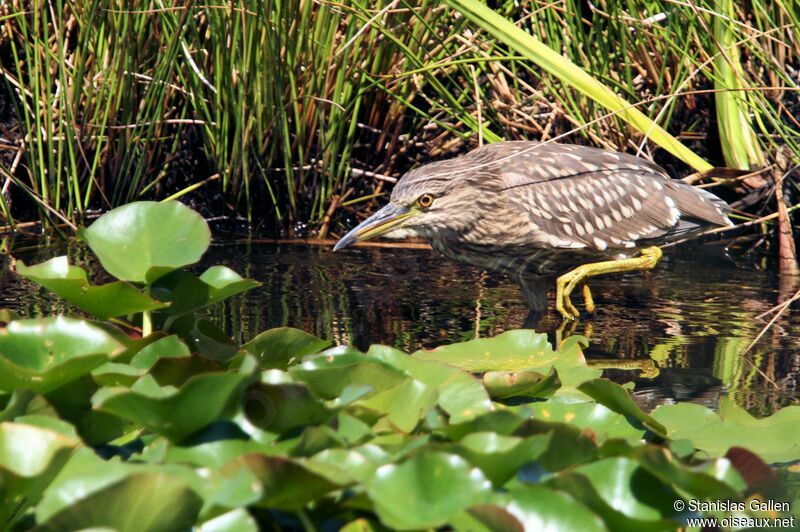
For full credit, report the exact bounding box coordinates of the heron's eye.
[417,194,434,208]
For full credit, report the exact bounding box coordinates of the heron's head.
[333,164,486,251]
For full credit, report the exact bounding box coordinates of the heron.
[334,141,732,320]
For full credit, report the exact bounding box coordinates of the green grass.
[0,1,798,234]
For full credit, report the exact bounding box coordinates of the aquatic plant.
[3,200,798,529]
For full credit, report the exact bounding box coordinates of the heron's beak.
[333,203,415,251]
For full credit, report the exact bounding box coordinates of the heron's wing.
[498,146,731,252]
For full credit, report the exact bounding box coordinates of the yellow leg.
[555,246,663,320]
[582,283,595,314]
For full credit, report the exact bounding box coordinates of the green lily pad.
[170,314,239,361]
[449,432,551,486]
[367,345,491,423]
[411,331,598,387]
[306,445,390,484]
[366,452,492,530]
[16,257,167,318]
[0,422,78,527]
[151,267,260,317]
[357,378,438,433]
[525,397,646,442]
[243,382,332,433]
[35,471,202,531]
[289,352,408,400]
[545,457,680,530]
[484,368,560,400]
[197,508,258,532]
[0,317,125,393]
[578,379,666,438]
[652,399,800,464]
[243,327,331,370]
[93,362,255,441]
[130,335,191,369]
[466,487,607,531]
[225,454,340,510]
[80,201,210,283]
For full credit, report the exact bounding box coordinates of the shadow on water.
[3,238,799,415]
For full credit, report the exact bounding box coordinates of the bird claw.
[556,270,586,321]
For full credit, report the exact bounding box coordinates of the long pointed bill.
[333,203,416,251]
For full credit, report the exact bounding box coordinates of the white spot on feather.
[593,237,608,250]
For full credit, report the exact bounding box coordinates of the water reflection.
[2,239,799,415]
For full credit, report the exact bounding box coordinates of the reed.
[0,1,797,236]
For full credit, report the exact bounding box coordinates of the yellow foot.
[555,246,663,321]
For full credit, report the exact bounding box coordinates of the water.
[3,238,799,415]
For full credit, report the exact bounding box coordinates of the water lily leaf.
[0,317,125,393]
[151,267,260,317]
[243,328,331,370]
[514,418,600,472]
[651,399,800,463]
[545,457,680,530]
[411,331,598,387]
[170,314,238,361]
[367,345,491,423]
[80,201,210,283]
[243,382,332,433]
[577,379,666,438]
[0,422,78,527]
[484,368,560,400]
[16,257,167,318]
[289,353,408,400]
[130,335,191,369]
[632,446,743,500]
[306,445,390,484]
[197,508,258,532]
[525,398,645,442]
[34,471,202,531]
[466,487,607,531]
[449,432,551,486]
[366,452,493,530]
[357,378,438,433]
[226,454,340,510]
[93,366,254,442]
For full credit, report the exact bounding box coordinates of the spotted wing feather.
[494,143,732,252]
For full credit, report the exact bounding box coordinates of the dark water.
[3,238,799,415]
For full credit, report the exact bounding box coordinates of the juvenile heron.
[334,141,732,319]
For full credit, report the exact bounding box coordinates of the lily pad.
[449,432,551,486]
[357,379,438,433]
[243,382,332,433]
[130,335,191,369]
[35,471,202,531]
[652,399,800,464]
[151,267,260,317]
[225,454,340,510]
[289,352,408,400]
[466,487,607,531]
[80,201,211,283]
[243,328,331,370]
[366,452,493,530]
[0,422,78,527]
[367,345,491,423]
[578,379,666,438]
[411,331,598,387]
[16,257,167,318]
[545,457,680,530]
[93,364,255,441]
[197,508,259,532]
[0,317,125,393]
[484,368,560,400]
